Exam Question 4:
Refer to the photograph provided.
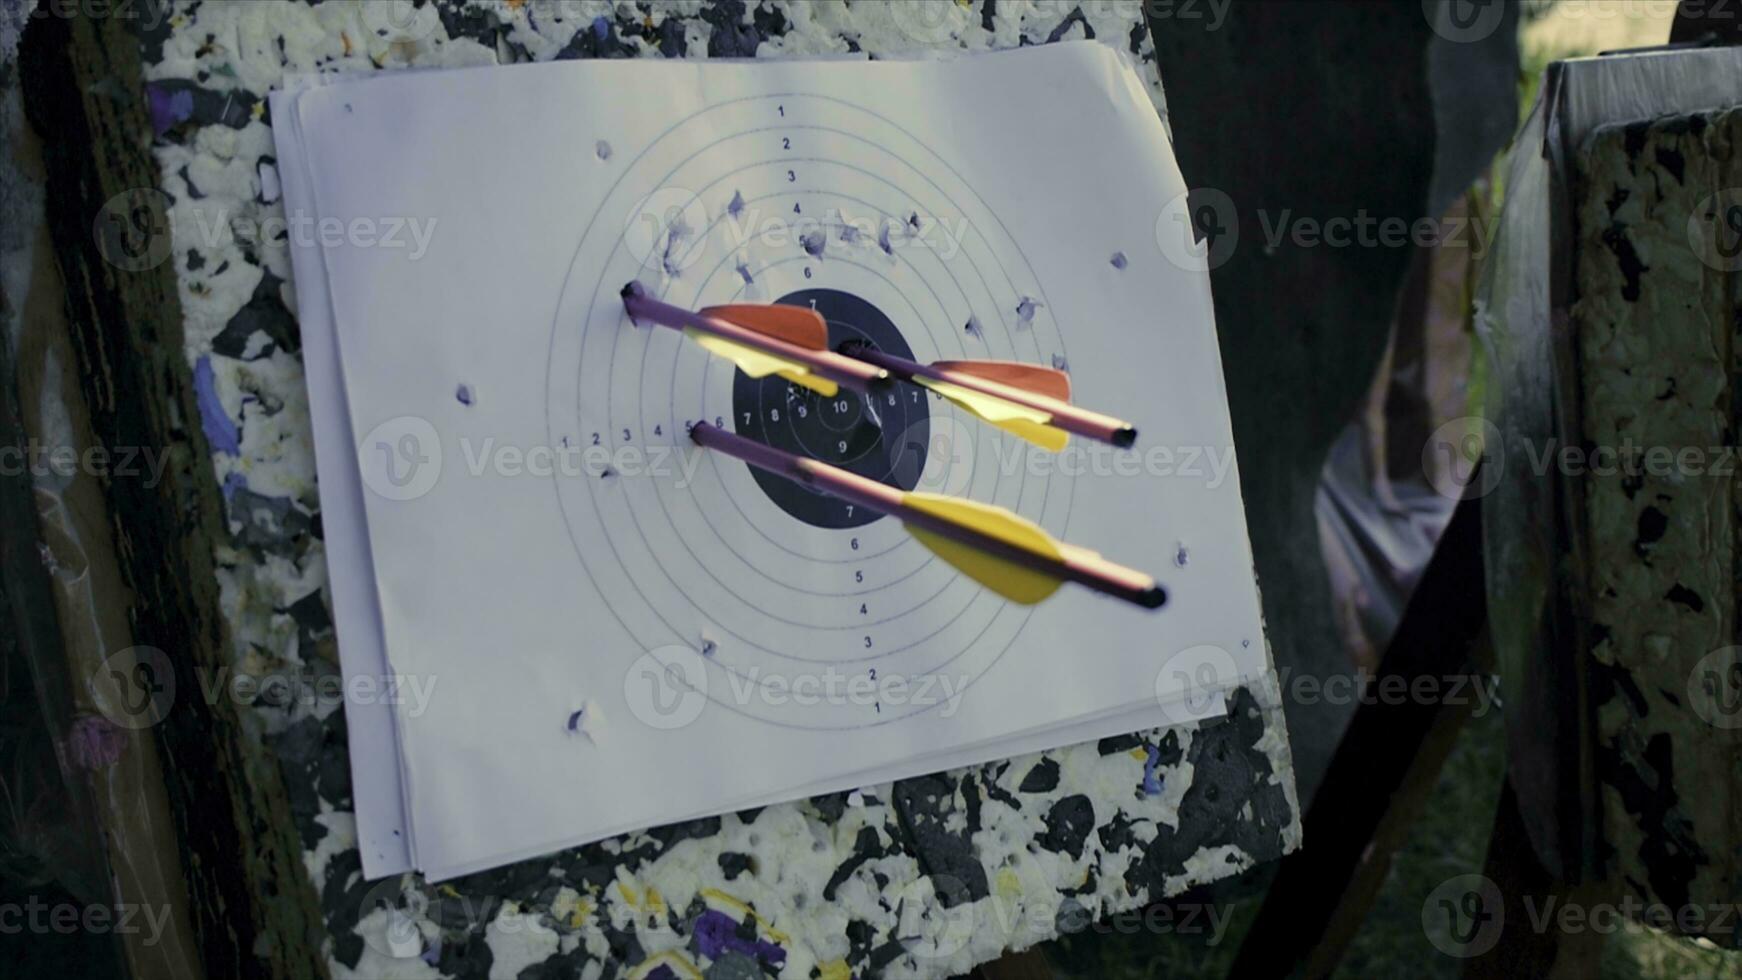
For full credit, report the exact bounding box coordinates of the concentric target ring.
[546,93,1072,728]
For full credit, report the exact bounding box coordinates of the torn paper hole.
[566,699,604,743]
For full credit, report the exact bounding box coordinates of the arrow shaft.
[849,348,1136,447]
[622,284,887,393]
[690,423,1163,608]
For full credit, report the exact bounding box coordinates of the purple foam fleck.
[595,140,612,161]
[456,383,474,406]
[727,190,746,218]
[146,83,194,136]
[800,229,827,259]
[964,316,982,339]
[1141,744,1164,797]
[221,471,248,501]
[693,910,786,967]
[193,355,241,455]
[68,715,127,770]
[1015,297,1041,326]
[1111,251,1129,270]
[877,224,894,256]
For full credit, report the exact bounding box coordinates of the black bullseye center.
[732,288,929,530]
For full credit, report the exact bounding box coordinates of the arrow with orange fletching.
[621,282,886,396]
[620,284,1136,450]
[690,422,1166,609]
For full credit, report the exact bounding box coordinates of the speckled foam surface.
[141,2,1298,976]
[1574,107,1742,937]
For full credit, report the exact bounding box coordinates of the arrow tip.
[1136,584,1167,609]
[1113,426,1137,449]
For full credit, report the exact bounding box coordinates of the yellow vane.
[902,492,1065,604]
[916,377,1069,452]
[684,327,839,397]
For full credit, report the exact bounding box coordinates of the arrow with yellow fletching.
[623,288,1137,450]
[847,348,1136,450]
[621,283,887,396]
[689,422,1166,609]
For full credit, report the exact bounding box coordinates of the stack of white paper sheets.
[272,41,1273,882]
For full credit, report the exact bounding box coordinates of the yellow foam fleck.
[996,868,1023,900]
[614,873,642,909]
[1129,747,1149,761]
[818,959,852,980]
[569,898,594,930]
